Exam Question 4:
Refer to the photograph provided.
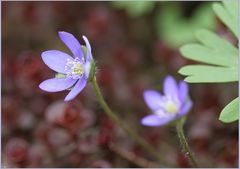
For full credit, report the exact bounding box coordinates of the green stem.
[176,117,198,167]
[92,76,172,167]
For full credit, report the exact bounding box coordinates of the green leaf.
[178,65,237,83]
[213,1,238,37]
[178,4,238,83]
[219,98,239,123]
[155,2,217,48]
[111,1,155,17]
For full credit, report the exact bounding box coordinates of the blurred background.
[2,1,238,168]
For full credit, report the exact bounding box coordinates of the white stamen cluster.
[65,57,85,79]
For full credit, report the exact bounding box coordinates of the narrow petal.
[141,113,175,126]
[178,81,189,103]
[82,35,92,62]
[41,50,73,74]
[163,75,178,99]
[58,31,84,59]
[39,78,77,92]
[64,78,87,101]
[143,90,164,111]
[178,100,193,116]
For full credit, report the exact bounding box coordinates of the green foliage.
[179,29,238,83]
[111,1,155,17]
[155,2,216,48]
[219,98,239,123]
[179,1,238,83]
[178,1,239,123]
[213,0,238,37]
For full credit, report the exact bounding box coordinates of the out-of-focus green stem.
[92,76,172,167]
[176,117,198,167]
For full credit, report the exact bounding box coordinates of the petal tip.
[64,95,73,102]
[165,75,174,82]
[58,31,73,39]
[63,97,70,102]
[143,90,153,96]
[39,83,43,90]
[141,118,159,127]
[41,51,49,62]
[58,31,65,37]
[82,35,88,40]
[39,81,47,91]
[58,31,67,35]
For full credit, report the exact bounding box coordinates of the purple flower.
[39,31,92,101]
[141,76,192,126]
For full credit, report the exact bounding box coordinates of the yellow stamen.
[72,63,84,75]
[166,101,178,114]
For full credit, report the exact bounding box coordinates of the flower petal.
[143,90,164,111]
[178,80,189,103]
[58,31,84,59]
[163,75,178,99]
[82,35,92,62]
[64,78,87,101]
[178,100,193,116]
[41,50,73,74]
[141,113,175,126]
[39,78,77,92]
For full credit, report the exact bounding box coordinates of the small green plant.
[155,2,216,48]
[111,1,155,17]
[178,1,238,123]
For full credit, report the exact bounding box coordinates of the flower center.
[65,58,84,79]
[165,101,178,114]
[160,96,180,114]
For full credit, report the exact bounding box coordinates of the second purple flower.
[141,76,192,126]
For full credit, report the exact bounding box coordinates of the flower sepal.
[55,73,67,78]
[87,59,96,83]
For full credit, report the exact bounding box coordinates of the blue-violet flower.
[39,31,92,101]
[141,75,192,126]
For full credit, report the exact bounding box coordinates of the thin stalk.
[92,76,172,167]
[176,117,198,167]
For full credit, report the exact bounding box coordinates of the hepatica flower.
[39,31,93,101]
[141,76,192,126]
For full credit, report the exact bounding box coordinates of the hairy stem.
[176,117,198,167]
[92,76,172,167]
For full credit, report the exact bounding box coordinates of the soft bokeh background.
[2,1,238,168]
